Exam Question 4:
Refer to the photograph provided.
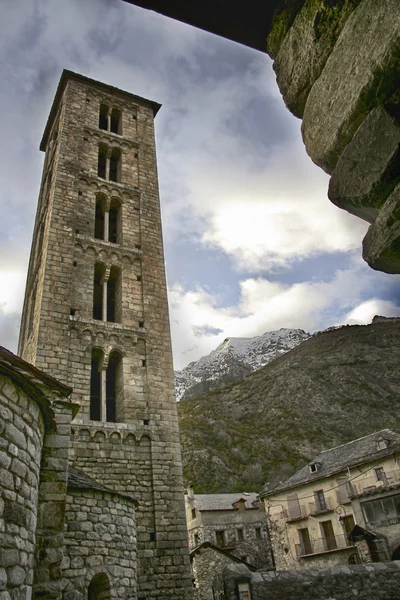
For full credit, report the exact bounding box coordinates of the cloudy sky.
[1,0,400,370]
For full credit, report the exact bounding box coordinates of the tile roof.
[262,429,400,496]
[185,492,259,511]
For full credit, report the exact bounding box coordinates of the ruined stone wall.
[0,375,45,600]
[268,0,400,273]
[62,489,137,600]
[192,547,243,600]
[222,561,400,600]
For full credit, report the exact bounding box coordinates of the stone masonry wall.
[33,401,77,600]
[222,562,400,600]
[62,490,136,600]
[0,375,45,600]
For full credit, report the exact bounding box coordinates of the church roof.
[262,429,400,496]
[67,465,138,504]
[0,345,74,433]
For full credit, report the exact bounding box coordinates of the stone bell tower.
[18,70,193,599]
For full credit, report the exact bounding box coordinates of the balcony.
[351,469,400,497]
[295,533,354,558]
[287,497,334,522]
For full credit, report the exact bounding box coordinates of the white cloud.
[345,300,400,324]
[169,260,400,369]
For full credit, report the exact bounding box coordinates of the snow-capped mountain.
[175,328,310,401]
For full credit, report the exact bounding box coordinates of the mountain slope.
[175,328,310,400]
[177,320,400,493]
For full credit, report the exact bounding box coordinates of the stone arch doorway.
[88,572,111,600]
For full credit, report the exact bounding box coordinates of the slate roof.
[189,542,258,571]
[262,429,400,496]
[186,492,259,511]
[67,465,138,504]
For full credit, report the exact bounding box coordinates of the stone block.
[0,568,7,590]
[6,566,26,587]
[329,106,400,222]
[302,0,400,173]
[0,549,19,568]
[363,183,400,273]
[274,0,359,118]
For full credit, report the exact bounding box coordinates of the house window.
[377,437,389,450]
[237,528,244,542]
[191,508,196,520]
[287,493,301,520]
[362,493,400,526]
[309,462,321,473]
[341,514,355,541]
[215,530,225,547]
[375,467,386,482]
[320,520,337,551]
[255,527,262,540]
[337,477,352,504]
[314,490,327,512]
[297,527,312,555]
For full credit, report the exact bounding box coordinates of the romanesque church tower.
[18,70,192,599]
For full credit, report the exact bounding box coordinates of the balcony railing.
[295,533,354,557]
[351,469,400,497]
[288,497,334,521]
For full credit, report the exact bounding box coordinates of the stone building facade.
[185,490,274,599]
[261,429,400,570]
[12,69,193,599]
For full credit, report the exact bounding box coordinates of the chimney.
[187,486,194,500]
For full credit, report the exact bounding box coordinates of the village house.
[185,489,274,599]
[261,429,400,570]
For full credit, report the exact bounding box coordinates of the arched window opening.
[109,148,121,182]
[99,104,109,131]
[94,194,106,240]
[108,198,121,244]
[88,572,111,600]
[97,144,107,179]
[106,351,123,423]
[110,108,122,135]
[90,348,103,421]
[107,266,121,323]
[93,263,106,320]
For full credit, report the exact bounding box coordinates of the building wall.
[186,502,273,572]
[265,455,400,569]
[18,72,192,599]
[62,489,137,600]
[0,375,45,600]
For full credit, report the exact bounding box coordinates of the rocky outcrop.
[178,320,400,493]
[267,0,400,273]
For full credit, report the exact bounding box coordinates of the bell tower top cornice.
[40,68,161,151]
